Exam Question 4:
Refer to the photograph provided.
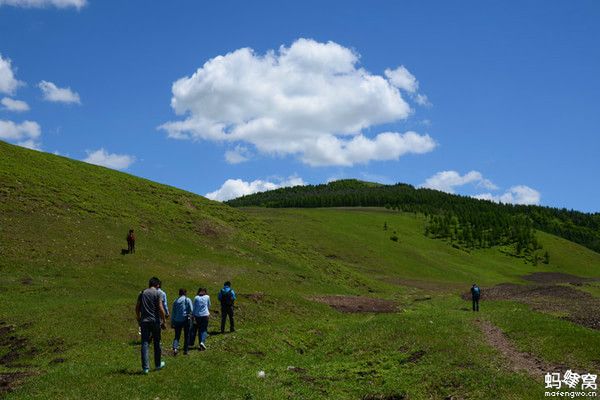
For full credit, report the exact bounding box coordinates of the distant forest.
[226,179,600,255]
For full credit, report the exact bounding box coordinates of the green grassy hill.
[1,140,599,399]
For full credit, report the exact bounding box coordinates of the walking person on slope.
[218,281,236,333]
[171,288,193,355]
[471,283,481,312]
[136,277,167,374]
[190,288,211,350]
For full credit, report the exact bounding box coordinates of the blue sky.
[1,1,598,211]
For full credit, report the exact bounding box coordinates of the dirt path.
[311,295,398,313]
[476,319,562,377]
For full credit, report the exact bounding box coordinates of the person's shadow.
[113,368,145,376]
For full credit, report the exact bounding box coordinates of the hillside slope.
[1,141,599,400]
[227,179,600,254]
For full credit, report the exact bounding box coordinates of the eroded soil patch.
[0,372,33,394]
[312,296,398,313]
[239,292,265,303]
[522,272,597,285]
[0,321,39,394]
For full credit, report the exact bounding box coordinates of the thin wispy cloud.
[39,81,81,104]
[224,145,252,164]
[0,0,86,9]
[1,97,29,112]
[83,148,135,170]
[421,170,498,193]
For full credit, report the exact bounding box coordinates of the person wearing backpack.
[218,281,236,333]
[171,288,193,355]
[190,287,211,350]
[135,277,167,374]
[471,283,481,312]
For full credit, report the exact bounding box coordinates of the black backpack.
[221,289,234,306]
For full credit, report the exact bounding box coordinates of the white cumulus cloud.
[38,80,81,104]
[0,0,86,8]
[0,119,41,149]
[1,97,29,112]
[0,54,22,95]
[83,148,135,170]
[0,119,40,140]
[474,185,541,205]
[160,38,436,167]
[421,170,498,193]
[206,176,305,202]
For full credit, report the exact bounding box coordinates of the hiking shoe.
[200,342,206,351]
[156,361,165,370]
[142,368,149,374]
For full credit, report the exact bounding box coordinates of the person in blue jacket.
[190,287,211,350]
[471,283,481,312]
[171,288,193,355]
[218,281,236,333]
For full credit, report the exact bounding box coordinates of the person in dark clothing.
[136,277,166,373]
[127,229,136,254]
[218,281,236,333]
[471,283,481,312]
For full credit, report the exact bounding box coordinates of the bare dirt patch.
[387,278,462,294]
[476,319,562,377]
[20,277,33,285]
[239,292,265,303]
[0,321,38,394]
[311,295,398,313]
[399,350,426,364]
[362,394,407,400]
[0,372,33,394]
[462,283,600,330]
[522,272,597,285]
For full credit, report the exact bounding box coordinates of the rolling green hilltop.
[226,179,600,255]
[1,140,599,400]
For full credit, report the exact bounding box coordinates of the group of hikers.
[135,276,237,373]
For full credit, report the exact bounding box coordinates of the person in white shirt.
[190,287,211,350]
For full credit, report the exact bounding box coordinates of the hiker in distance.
[171,288,193,356]
[190,287,211,350]
[471,283,481,312]
[136,277,167,374]
[218,281,236,333]
[127,229,136,254]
